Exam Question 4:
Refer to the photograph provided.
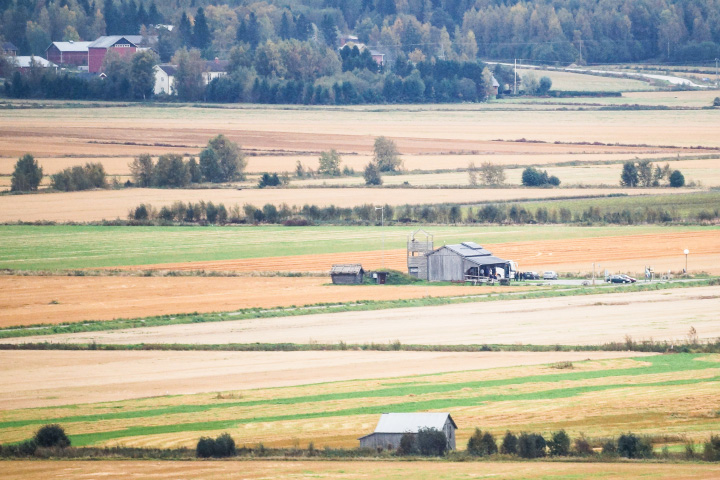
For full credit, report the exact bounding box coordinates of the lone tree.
[479,162,505,185]
[373,136,402,172]
[11,154,43,192]
[669,169,685,187]
[34,424,70,448]
[318,149,342,176]
[200,134,246,183]
[620,161,639,187]
[363,162,382,185]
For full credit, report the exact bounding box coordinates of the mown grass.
[0,224,715,271]
[0,278,713,339]
[1,354,718,448]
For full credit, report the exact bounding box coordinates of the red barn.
[45,41,92,67]
[88,36,138,73]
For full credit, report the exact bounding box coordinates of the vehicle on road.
[606,274,637,284]
[523,271,540,280]
[543,271,558,280]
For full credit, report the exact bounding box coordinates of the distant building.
[330,264,365,284]
[338,38,385,67]
[154,64,177,95]
[203,58,229,84]
[426,242,510,282]
[1,42,18,56]
[88,36,139,73]
[359,413,457,450]
[10,56,58,73]
[45,41,92,67]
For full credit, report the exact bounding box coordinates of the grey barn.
[330,264,364,284]
[358,412,457,450]
[426,242,510,282]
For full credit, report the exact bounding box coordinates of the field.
[1,354,718,451]
[515,68,657,91]
[5,460,720,480]
[11,285,718,347]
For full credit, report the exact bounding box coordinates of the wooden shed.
[330,264,364,284]
[426,242,510,282]
[359,412,457,450]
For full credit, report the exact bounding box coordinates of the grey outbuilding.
[330,264,365,284]
[426,242,510,282]
[358,412,457,450]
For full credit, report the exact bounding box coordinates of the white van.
[543,271,558,280]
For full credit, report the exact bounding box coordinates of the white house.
[154,64,176,95]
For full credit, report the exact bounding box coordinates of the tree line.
[9,153,108,192]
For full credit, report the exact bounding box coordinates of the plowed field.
[0,275,518,328]
[5,460,720,480]
[128,230,720,276]
[0,187,699,223]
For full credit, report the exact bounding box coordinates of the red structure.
[88,36,138,73]
[45,41,92,67]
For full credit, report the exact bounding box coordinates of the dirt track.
[10,286,718,347]
[0,276,511,328]
[0,350,650,409]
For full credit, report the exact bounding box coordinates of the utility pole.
[375,206,385,270]
[716,58,719,88]
[514,58,517,95]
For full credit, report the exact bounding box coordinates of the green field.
[2,354,718,449]
[1,224,716,270]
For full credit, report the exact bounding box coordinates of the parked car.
[523,271,540,280]
[606,274,636,284]
[543,271,558,280]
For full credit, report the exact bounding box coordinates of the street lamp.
[375,206,385,270]
[684,249,689,274]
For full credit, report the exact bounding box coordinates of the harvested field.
[0,276,518,328]
[5,460,720,480]
[128,230,720,276]
[0,350,644,409]
[0,187,700,223]
[12,286,719,346]
[515,68,656,91]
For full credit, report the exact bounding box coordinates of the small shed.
[359,412,457,450]
[330,264,364,284]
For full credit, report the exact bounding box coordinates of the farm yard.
[2,86,720,479]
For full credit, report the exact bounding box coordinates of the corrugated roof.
[49,41,92,52]
[373,413,456,434]
[330,264,364,275]
[465,255,509,267]
[13,56,56,68]
[443,243,493,258]
[88,36,138,49]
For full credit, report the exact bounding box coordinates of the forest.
[2,0,720,103]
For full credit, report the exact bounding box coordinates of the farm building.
[427,242,510,282]
[407,229,511,282]
[45,41,92,67]
[359,413,457,450]
[154,65,177,95]
[330,264,364,284]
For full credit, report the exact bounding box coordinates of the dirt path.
[3,460,720,480]
[9,286,718,347]
[0,350,653,409]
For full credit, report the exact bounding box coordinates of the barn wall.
[359,433,405,450]
[331,273,362,284]
[427,249,464,282]
[444,419,456,450]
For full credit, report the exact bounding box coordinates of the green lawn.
[1,224,716,270]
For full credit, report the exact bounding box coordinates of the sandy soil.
[129,230,720,276]
[0,276,512,328]
[0,350,651,409]
[4,460,720,480]
[10,286,718,347]
[0,187,700,222]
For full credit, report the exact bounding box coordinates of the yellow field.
[515,68,656,91]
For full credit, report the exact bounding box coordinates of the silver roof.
[372,413,456,434]
[49,41,92,52]
[12,56,56,68]
[330,264,364,275]
[89,36,138,49]
[443,242,493,257]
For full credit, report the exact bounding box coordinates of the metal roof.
[156,64,178,76]
[330,264,364,275]
[465,255,509,267]
[372,413,456,434]
[12,56,56,68]
[442,242,494,258]
[88,36,138,49]
[49,41,92,52]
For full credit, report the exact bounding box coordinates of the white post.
[514,58,517,95]
[684,249,689,274]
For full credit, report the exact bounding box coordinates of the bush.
[398,432,417,455]
[601,439,617,456]
[521,167,558,187]
[11,153,44,192]
[363,162,382,185]
[258,173,281,188]
[500,431,518,455]
[196,432,236,458]
[373,136,402,172]
[703,434,720,461]
[51,163,107,191]
[34,424,70,448]
[518,432,546,459]
[467,428,498,456]
[713,97,720,107]
[548,429,570,456]
[416,427,448,456]
[573,436,594,456]
[669,170,685,187]
[617,433,653,459]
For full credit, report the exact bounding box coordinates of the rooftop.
[370,412,456,434]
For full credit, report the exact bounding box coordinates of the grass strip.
[0,279,714,340]
[3,355,714,432]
